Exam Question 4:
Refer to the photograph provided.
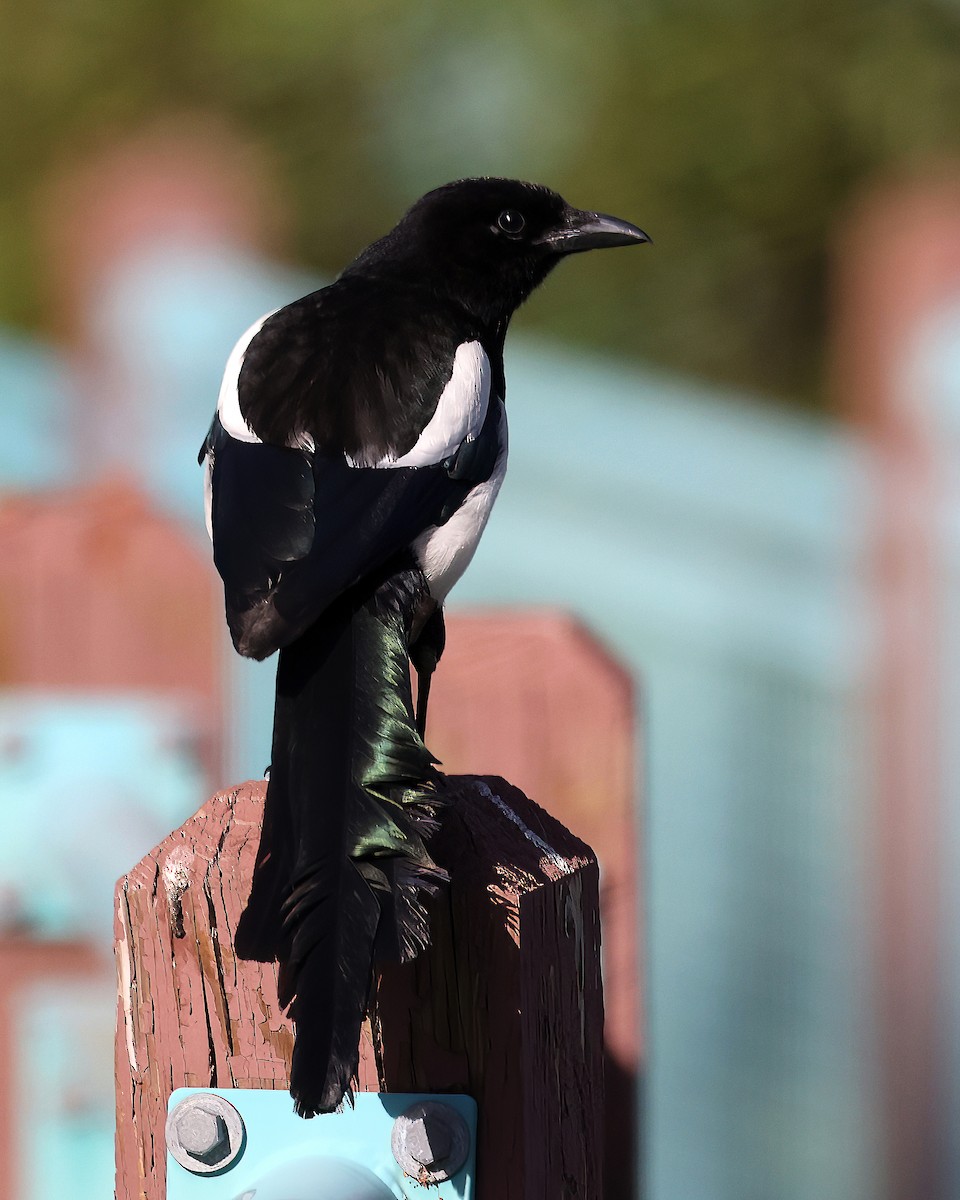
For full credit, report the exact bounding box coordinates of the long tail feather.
[234,559,445,1116]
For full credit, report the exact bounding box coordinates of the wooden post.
[429,612,639,1198]
[115,776,603,1200]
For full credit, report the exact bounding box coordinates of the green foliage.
[2,0,960,407]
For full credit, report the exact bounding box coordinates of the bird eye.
[497,210,526,236]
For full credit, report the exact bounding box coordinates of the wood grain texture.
[369,775,604,1200]
[114,781,290,1200]
[115,775,603,1200]
[430,612,638,1070]
[430,612,638,1198]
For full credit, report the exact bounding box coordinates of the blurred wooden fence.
[834,176,960,1200]
[0,478,220,739]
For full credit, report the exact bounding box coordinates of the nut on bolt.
[166,1093,245,1175]
[391,1101,470,1184]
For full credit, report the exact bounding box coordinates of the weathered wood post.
[116,775,603,1199]
[430,612,639,1198]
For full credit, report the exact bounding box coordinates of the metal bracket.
[165,1088,476,1199]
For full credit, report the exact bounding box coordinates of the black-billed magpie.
[200,178,648,1117]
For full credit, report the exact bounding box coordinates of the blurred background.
[2,2,960,1198]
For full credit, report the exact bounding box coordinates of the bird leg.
[409,603,446,738]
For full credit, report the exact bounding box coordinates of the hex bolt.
[166,1094,245,1176]
[391,1101,470,1184]
[178,1110,228,1165]
[407,1109,452,1167]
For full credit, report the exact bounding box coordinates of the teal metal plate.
[165,1089,476,1200]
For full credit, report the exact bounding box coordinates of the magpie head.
[348,177,649,326]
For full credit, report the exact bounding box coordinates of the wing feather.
[217,312,274,444]
[206,418,478,659]
[370,341,490,468]
[236,280,477,463]
[204,301,501,660]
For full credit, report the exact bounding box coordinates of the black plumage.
[201,177,648,1117]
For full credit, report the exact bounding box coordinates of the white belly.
[412,405,508,602]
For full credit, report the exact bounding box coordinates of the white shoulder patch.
[412,400,508,602]
[202,450,214,542]
[359,340,490,469]
[216,311,275,443]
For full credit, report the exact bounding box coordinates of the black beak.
[539,208,651,255]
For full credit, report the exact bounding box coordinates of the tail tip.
[290,1078,355,1120]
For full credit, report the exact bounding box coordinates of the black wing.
[204,416,486,659]
[202,285,502,659]
[237,278,475,465]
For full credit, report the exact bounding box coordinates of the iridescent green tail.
[234,561,445,1117]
